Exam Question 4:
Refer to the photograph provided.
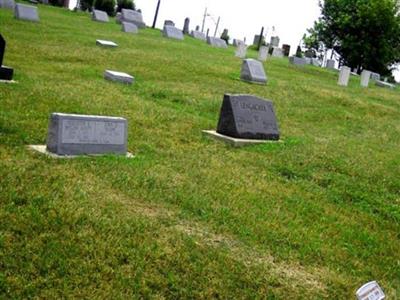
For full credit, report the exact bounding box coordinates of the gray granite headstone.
[240,59,267,84]
[370,72,380,81]
[164,20,175,26]
[14,3,39,22]
[0,34,13,81]
[360,70,371,87]
[235,43,247,59]
[271,47,284,58]
[115,12,122,24]
[270,36,280,47]
[253,34,264,46]
[190,30,206,41]
[207,36,227,48]
[233,39,244,47]
[183,17,190,34]
[0,0,15,9]
[258,46,268,62]
[46,113,128,156]
[289,56,307,66]
[104,70,134,84]
[216,94,279,140]
[338,66,351,86]
[121,21,138,33]
[326,59,335,69]
[163,25,184,40]
[121,9,145,28]
[92,9,109,22]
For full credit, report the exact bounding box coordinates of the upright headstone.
[310,58,321,66]
[253,34,264,46]
[240,59,267,84]
[115,12,122,24]
[233,39,244,47]
[164,20,175,26]
[190,30,206,41]
[271,47,284,58]
[120,9,145,28]
[0,34,14,81]
[289,56,307,66]
[207,36,227,48]
[304,49,314,58]
[195,25,200,31]
[183,17,190,34]
[326,59,335,69]
[14,3,39,22]
[216,94,279,140]
[0,0,15,9]
[92,9,109,22]
[221,29,229,44]
[104,70,134,84]
[370,72,380,81]
[121,21,138,33]
[338,66,351,86]
[235,43,247,59]
[270,36,280,47]
[360,70,371,87]
[258,46,268,62]
[46,113,128,156]
[163,25,184,40]
[282,44,291,57]
[356,281,385,300]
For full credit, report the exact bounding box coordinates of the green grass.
[1,4,399,299]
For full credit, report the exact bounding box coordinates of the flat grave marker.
[96,39,118,47]
[240,59,267,85]
[376,80,395,89]
[104,70,134,84]
[14,3,39,22]
[356,281,385,300]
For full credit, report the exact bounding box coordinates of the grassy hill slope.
[1,5,399,299]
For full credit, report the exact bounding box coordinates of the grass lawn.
[1,4,399,299]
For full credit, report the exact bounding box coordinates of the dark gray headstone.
[183,17,190,34]
[304,49,315,58]
[14,3,39,22]
[370,72,380,81]
[282,44,290,57]
[216,94,279,140]
[195,25,200,31]
[253,34,264,46]
[121,9,145,28]
[46,113,128,156]
[190,30,206,41]
[163,25,184,40]
[0,0,15,9]
[121,21,138,33]
[270,36,280,47]
[240,59,267,84]
[164,20,175,26]
[0,34,14,81]
[92,9,109,22]
[289,56,307,66]
[207,36,227,48]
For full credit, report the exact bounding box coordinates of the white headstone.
[356,281,385,300]
[258,46,268,62]
[233,39,244,47]
[92,9,109,23]
[240,59,267,84]
[121,21,138,33]
[338,66,351,86]
[104,70,134,84]
[235,43,247,58]
[271,47,284,58]
[360,70,371,87]
[14,3,39,22]
[96,40,118,47]
[326,59,335,69]
[163,25,184,40]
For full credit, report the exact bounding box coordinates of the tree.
[304,0,400,75]
[94,0,115,16]
[117,0,135,13]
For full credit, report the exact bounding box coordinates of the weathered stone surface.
[121,21,138,33]
[282,44,291,57]
[271,47,284,58]
[14,3,39,22]
[375,80,395,89]
[360,70,371,87]
[240,59,267,84]
[370,72,380,81]
[235,43,247,58]
[258,46,268,61]
[163,25,184,40]
[356,281,385,300]
[207,36,227,48]
[183,17,190,34]
[326,59,335,69]
[338,66,351,86]
[104,70,134,84]
[164,20,175,26]
[96,39,118,47]
[289,56,307,66]
[121,9,145,28]
[233,39,244,47]
[46,113,128,156]
[0,0,15,9]
[92,9,108,22]
[310,58,321,66]
[270,36,280,47]
[216,94,279,140]
[0,34,13,81]
[253,34,264,46]
[190,30,206,41]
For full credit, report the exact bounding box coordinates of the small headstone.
[0,0,15,9]
[270,36,280,47]
[310,58,321,66]
[289,56,307,66]
[233,39,244,47]
[235,43,247,59]
[221,29,229,44]
[207,36,227,48]
[356,281,385,300]
[14,3,39,22]
[96,39,118,47]
[104,70,134,84]
[190,30,206,41]
[338,66,351,86]
[46,113,128,156]
[304,57,311,64]
[240,59,267,85]
[360,70,371,87]
[0,34,14,81]
[163,25,184,40]
[164,20,175,27]
[258,46,268,61]
[253,34,264,46]
[121,21,138,34]
[115,12,122,24]
[326,59,335,69]
[271,47,284,58]
[183,17,190,34]
[282,44,291,57]
[216,94,279,140]
[304,49,315,58]
[370,72,380,81]
[195,25,200,31]
[121,9,145,28]
[375,80,395,89]
[92,9,109,23]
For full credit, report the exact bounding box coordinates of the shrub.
[80,0,94,11]
[94,0,116,16]
[49,0,64,7]
[116,0,134,12]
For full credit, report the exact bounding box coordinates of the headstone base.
[0,66,14,81]
[28,145,134,159]
[202,130,282,148]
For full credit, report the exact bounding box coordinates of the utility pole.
[213,16,220,37]
[201,7,207,33]
[152,0,161,29]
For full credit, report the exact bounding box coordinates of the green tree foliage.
[79,0,94,11]
[94,0,116,16]
[304,0,400,74]
[116,0,135,12]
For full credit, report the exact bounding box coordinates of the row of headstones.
[337,66,395,89]
[92,8,145,34]
[0,0,40,22]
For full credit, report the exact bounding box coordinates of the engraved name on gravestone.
[46,113,128,156]
[92,9,109,22]
[163,25,184,40]
[240,59,267,84]
[0,34,14,81]
[356,281,385,300]
[121,9,145,28]
[0,0,15,9]
[14,3,39,22]
[217,94,279,140]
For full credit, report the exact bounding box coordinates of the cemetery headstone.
[164,20,175,26]
[121,9,145,28]
[216,94,279,140]
[282,44,291,57]
[235,43,247,59]
[0,0,15,9]
[240,59,267,84]
[289,56,307,66]
[14,3,39,22]
[304,49,315,58]
[310,58,321,66]
[270,36,280,47]
[370,72,380,81]
[121,21,138,33]
[163,25,184,40]
[207,36,227,48]
[326,59,335,69]
[115,12,122,24]
[221,29,229,44]
[183,17,190,34]
[258,46,268,62]
[253,34,264,46]
[195,25,200,31]
[271,47,284,58]
[104,70,134,84]
[0,34,14,81]
[360,70,371,87]
[190,30,206,41]
[46,113,128,156]
[338,66,351,86]
[356,281,385,300]
[375,80,395,89]
[233,39,244,47]
[96,39,118,47]
[92,9,109,22]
